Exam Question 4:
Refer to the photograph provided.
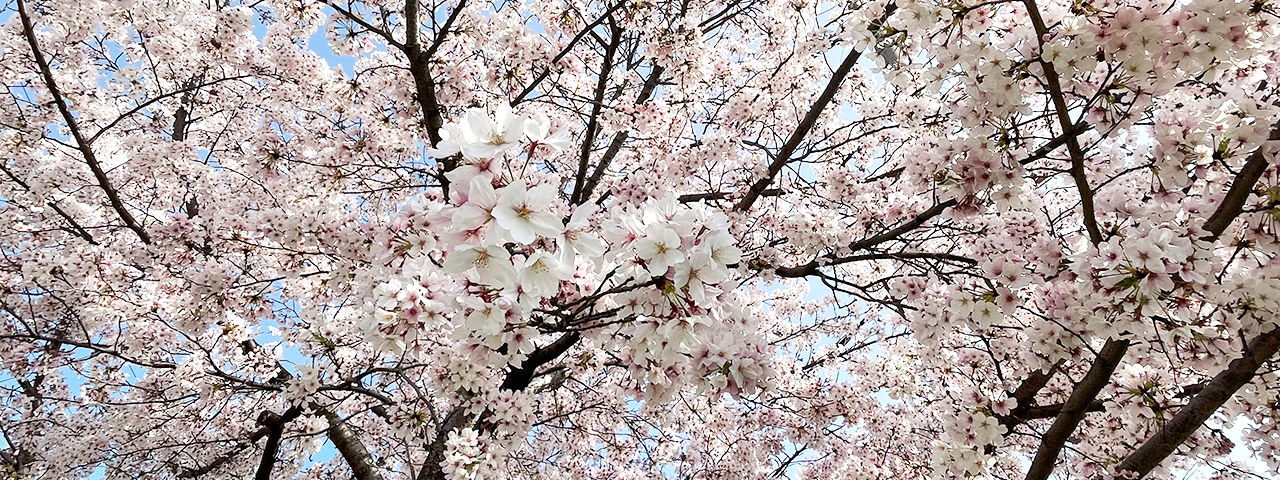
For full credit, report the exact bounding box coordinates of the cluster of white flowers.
[932,411,1008,477]
[603,196,743,304]
[283,365,323,401]
[359,108,773,432]
[441,428,494,480]
[362,263,460,353]
[1091,225,1207,319]
[427,105,571,160]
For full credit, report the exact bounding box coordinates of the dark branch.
[997,360,1064,433]
[774,251,976,277]
[578,64,665,203]
[17,0,151,244]
[321,409,385,480]
[253,406,302,480]
[571,22,622,205]
[1118,327,1280,478]
[734,14,885,212]
[1202,125,1280,241]
[1023,0,1101,245]
[510,2,627,106]
[679,188,781,203]
[501,331,582,392]
[1024,338,1130,480]
[0,163,97,244]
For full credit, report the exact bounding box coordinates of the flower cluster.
[441,428,494,480]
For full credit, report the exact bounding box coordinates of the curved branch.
[1118,326,1280,478]
[253,406,303,480]
[1023,0,1101,245]
[1202,125,1280,241]
[1023,338,1129,480]
[321,409,386,480]
[734,4,897,212]
[89,75,252,144]
[17,0,151,244]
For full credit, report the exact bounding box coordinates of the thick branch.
[578,64,665,203]
[679,187,781,203]
[999,398,1106,431]
[1023,0,1101,245]
[1024,338,1129,480]
[415,407,471,480]
[997,360,1065,433]
[734,46,866,211]
[0,163,97,244]
[405,0,420,50]
[17,0,150,244]
[733,4,895,212]
[253,406,302,480]
[571,23,622,205]
[501,331,581,392]
[774,250,975,277]
[321,409,385,480]
[1117,326,1280,478]
[1202,125,1280,241]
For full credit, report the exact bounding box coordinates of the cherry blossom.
[3,0,1280,480]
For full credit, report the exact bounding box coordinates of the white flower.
[972,412,1007,445]
[502,326,538,367]
[425,123,468,159]
[673,251,727,304]
[426,106,526,160]
[463,297,507,336]
[444,245,517,289]
[992,397,1017,416]
[525,113,573,152]
[972,301,1001,328]
[492,180,562,244]
[451,176,500,232]
[701,231,742,267]
[518,251,568,299]
[559,204,607,266]
[1127,237,1165,273]
[635,224,685,275]
[460,105,525,159]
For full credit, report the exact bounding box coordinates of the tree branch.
[0,163,97,244]
[253,406,303,480]
[17,0,151,244]
[1117,326,1280,478]
[501,331,581,392]
[405,0,420,50]
[510,1,628,107]
[1202,125,1280,241]
[1023,0,1101,245]
[1023,338,1129,480]
[414,332,581,480]
[997,360,1065,433]
[570,22,622,205]
[847,199,958,251]
[90,75,251,144]
[679,187,781,203]
[733,4,896,212]
[578,64,665,203]
[774,250,975,277]
[324,1,405,49]
[320,409,385,480]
